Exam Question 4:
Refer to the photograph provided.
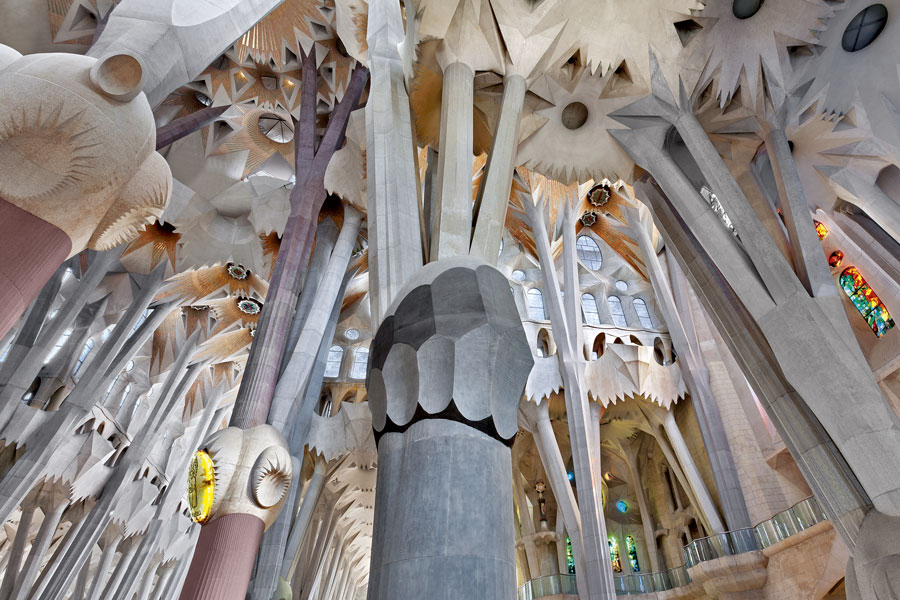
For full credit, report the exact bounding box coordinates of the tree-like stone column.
[366,258,534,600]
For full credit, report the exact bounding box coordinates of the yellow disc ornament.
[187,450,215,523]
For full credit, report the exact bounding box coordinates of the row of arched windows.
[324,345,369,380]
[524,288,654,329]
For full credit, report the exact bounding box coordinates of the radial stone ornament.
[366,257,533,600]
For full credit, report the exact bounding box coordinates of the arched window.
[72,339,94,378]
[633,298,654,329]
[350,347,369,380]
[324,345,343,378]
[839,267,895,336]
[565,536,576,574]
[118,383,132,408]
[608,537,623,573]
[581,294,600,325]
[527,289,546,320]
[576,236,603,270]
[626,536,641,572]
[608,296,628,327]
[44,329,72,364]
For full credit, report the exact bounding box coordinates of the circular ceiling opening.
[733,0,764,19]
[561,102,589,130]
[258,113,294,143]
[842,4,888,52]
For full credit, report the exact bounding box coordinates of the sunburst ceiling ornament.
[156,264,269,304]
[122,221,181,269]
[684,0,835,106]
[517,67,643,184]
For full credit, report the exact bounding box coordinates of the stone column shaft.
[431,62,475,261]
[149,565,175,600]
[623,448,661,573]
[268,208,362,432]
[11,501,66,599]
[0,501,36,599]
[83,535,120,600]
[470,74,527,263]
[279,219,339,376]
[365,0,424,324]
[631,216,750,531]
[281,456,327,581]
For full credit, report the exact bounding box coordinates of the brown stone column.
[0,198,71,341]
[179,514,265,600]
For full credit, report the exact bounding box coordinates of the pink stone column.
[179,514,265,600]
[0,198,71,341]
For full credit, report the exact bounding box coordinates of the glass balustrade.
[518,497,828,597]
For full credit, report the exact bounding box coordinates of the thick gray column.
[366,258,533,600]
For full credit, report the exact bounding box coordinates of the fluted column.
[366,258,533,599]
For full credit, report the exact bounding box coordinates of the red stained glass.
[828,250,844,268]
[814,220,828,240]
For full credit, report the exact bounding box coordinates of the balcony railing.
[613,565,691,595]
[518,497,828,597]
[517,574,577,599]
[684,496,828,567]
[753,496,828,549]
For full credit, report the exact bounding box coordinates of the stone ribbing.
[0,197,71,341]
[179,514,265,600]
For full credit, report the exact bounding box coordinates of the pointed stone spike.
[648,46,676,107]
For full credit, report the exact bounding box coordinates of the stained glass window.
[626,536,641,572]
[828,250,844,268]
[608,536,623,573]
[814,220,828,240]
[616,500,629,513]
[839,267,895,337]
[633,299,653,329]
[582,294,601,325]
[527,289,546,320]
[608,296,628,327]
[324,345,343,378]
[565,536,576,574]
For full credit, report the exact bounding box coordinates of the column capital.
[368,257,534,443]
